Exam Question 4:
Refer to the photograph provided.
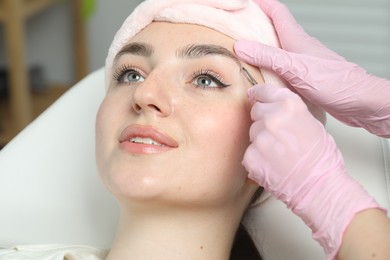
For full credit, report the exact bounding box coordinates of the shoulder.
[0,244,109,260]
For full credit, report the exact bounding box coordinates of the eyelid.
[191,69,231,88]
[113,64,232,89]
[113,64,145,83]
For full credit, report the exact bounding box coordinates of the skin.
[338,209,390,260]
[96,22,263,259]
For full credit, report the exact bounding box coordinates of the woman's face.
[96,22,263,208]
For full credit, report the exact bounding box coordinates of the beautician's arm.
[234,0,390,137]
[243,84,388,260]
[338,209,390,260]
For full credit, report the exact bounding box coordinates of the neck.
[106,204,242,260]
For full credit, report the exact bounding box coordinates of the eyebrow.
[114,42,240,65]
[176,44,240,65]
[115,42,154,61]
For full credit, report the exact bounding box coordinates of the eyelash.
[190,69,231,89]
[113,64,142,83]
[113,65,231,89]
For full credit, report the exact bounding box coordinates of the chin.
[103,165,164,199]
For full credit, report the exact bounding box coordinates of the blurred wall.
[0,0,143,86]
[86,0,144,73]
[0,0,388,86]
[284,0,390,78]
[0,2,74,85]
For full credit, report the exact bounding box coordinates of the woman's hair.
[231,187,264,260]
[231,223,262,260]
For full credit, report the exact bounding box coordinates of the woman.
[1,0,386,259]
[97,0,331,258]
[100,0,387,259]
[96,21,263,259]
[1,1,271,258]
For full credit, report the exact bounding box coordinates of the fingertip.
[235,41,284,71]
[251,83,297,103]
[234,40,260,60]
[235,39,257,48]
[247,86,254,99]
[247,84,265,101]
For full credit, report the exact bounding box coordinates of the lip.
[119,124,178,154]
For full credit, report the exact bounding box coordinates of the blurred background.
[0,0,389,149]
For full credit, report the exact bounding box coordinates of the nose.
[131,76,173,117]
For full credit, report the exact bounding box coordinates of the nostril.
[133,103,162,113]
[149,104,161,112]
[134,104,142,112]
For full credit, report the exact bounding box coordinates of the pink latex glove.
[234,0,390,138]
[243,84,383,259]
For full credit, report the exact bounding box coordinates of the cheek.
[188,100,252,190]
[95,97,118,175]
[95,103,108,174]
[220,106,252,175]
[214,98,252,151]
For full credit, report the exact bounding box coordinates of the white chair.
[0,68,389,259]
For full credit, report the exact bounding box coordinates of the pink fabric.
[243,84,386,260]
[105,0,278,85]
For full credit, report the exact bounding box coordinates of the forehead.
[129,22,236,52]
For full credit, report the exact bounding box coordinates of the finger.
[235,41,307,89]
[248,84,297,103]
[236,44,348,92]
[250,101,279,121]
[235,40,300,74]
[235,40,317,77]
[235,40,275,68]
[242,143,267,186]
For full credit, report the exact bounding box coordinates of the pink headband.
[105,0,279,85]
[105,0,325,123]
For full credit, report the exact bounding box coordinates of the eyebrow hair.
[114,42,240,65]
[176,44,240,64]
[115,42,154,61]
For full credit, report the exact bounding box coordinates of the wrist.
[291,171,383,259]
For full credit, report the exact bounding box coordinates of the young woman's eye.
[191,70,231,89]
[123,70,145,83]
[114,66,145,84]
[194,76,218,88]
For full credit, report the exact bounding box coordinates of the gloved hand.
[243,84,383,260]
[234,0,390,137]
